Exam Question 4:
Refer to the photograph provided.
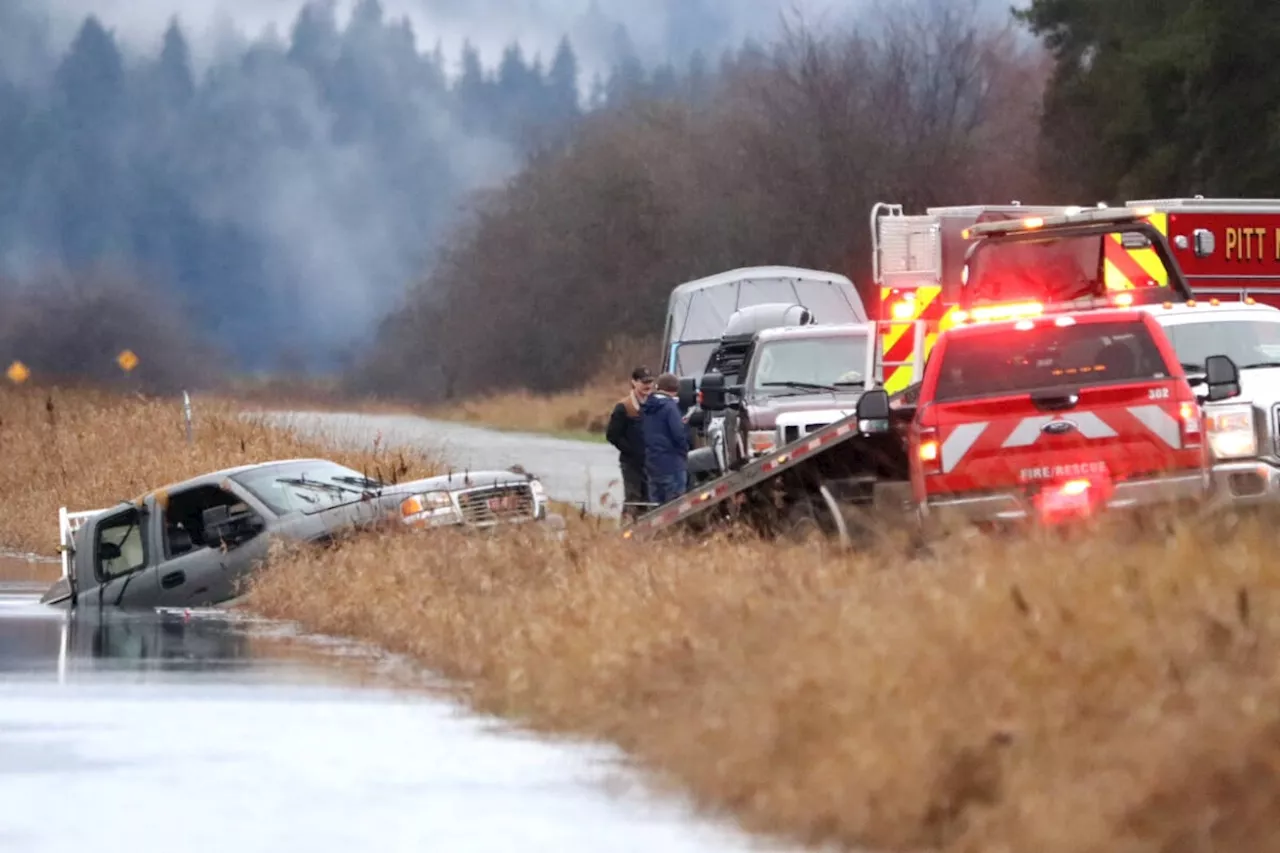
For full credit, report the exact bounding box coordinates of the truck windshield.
[1159,317,1280,371]
[964,234,1169,306]
[934,320,1169,401]
[671,341,718,377]
[231,460,382,515]
[750,335,868,394]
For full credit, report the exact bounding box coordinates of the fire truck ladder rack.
[622,409,902,545]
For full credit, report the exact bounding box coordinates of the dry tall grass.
[426,381,619,439]
[249,515,1280,853]
[0,386,440,557]
[420,338,656,439]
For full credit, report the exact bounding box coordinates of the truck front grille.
[455,484,536,525]
[782,422,834,445]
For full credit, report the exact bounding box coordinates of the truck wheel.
[781,496,830,544]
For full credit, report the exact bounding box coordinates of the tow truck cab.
[906,307,1239,525]
[698,322,874,473]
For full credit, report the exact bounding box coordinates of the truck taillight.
[1180,401,1202,446]
[918,426,941,474]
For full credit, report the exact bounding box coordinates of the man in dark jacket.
[641,372,691,506]
[606,365,653,521]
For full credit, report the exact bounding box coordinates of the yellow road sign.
[6,360,29,384]
[116,350,139,372]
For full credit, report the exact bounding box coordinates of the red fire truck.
[1120,198,1280,308]
[869,202,1195,394]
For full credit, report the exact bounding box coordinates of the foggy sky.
[30,0,1025,80]
[2,0,1031,373]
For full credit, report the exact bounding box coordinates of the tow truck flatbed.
[622,401,907,542]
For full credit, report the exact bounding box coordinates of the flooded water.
[0,576,795,853]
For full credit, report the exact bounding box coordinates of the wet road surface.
[0,572,796,853]
[262,411,625,517]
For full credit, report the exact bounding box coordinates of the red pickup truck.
[906,307,1238,526]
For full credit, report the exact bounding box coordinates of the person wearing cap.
[607,366,654,521]
[641,372,691,507]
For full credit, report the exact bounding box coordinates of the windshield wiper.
[276,476,365,496]
[1238,362,1280,370]
[331,475,384,490]
[760,381,840,392]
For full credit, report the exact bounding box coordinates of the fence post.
[182,391,193,445]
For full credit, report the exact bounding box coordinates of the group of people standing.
[605,365,690,521]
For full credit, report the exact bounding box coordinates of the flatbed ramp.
[622,408,909,543]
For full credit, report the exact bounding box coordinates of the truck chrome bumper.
[1205,459,1280,507]
[924,473,1208,524]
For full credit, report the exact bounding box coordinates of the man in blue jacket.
[641,372,691,506]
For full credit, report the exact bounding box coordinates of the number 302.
[1148,387,1170,400]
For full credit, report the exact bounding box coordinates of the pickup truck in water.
[42,458,563,610]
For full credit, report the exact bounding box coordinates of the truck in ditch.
[42,458,562,610]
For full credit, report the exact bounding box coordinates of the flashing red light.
[961,301,1045,324]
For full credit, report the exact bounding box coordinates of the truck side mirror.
[856,389,891,432]
[1204,354,1240,402]
[677,376,697,412]
[700,371,727,412]
[1193,228,1215,258]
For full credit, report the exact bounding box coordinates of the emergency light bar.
[961,206,1157,240]
[955,293,1260,327]
[953,292,1141,325]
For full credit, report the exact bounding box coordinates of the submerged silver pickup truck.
[1140,300,1280,505]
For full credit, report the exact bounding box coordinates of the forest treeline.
[359,0,1280,400]
[0,0,701,389]
[354,0,1048,399]
[4,0,1276,397]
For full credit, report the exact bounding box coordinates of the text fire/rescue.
[1018,461,1108,482]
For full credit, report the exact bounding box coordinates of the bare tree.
[354,1,1050,399]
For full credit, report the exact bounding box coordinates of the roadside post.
[182,391,193,445]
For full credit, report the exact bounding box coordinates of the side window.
[161,485,265,559]
[95,508,148,581]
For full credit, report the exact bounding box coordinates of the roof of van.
[668,266,857,296]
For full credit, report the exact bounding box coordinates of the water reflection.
[0,584,257,681]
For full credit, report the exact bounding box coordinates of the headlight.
[747,430,776,456]
[529,479,546,500]
[1206,406,1257,459]
[400,491,454,518]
